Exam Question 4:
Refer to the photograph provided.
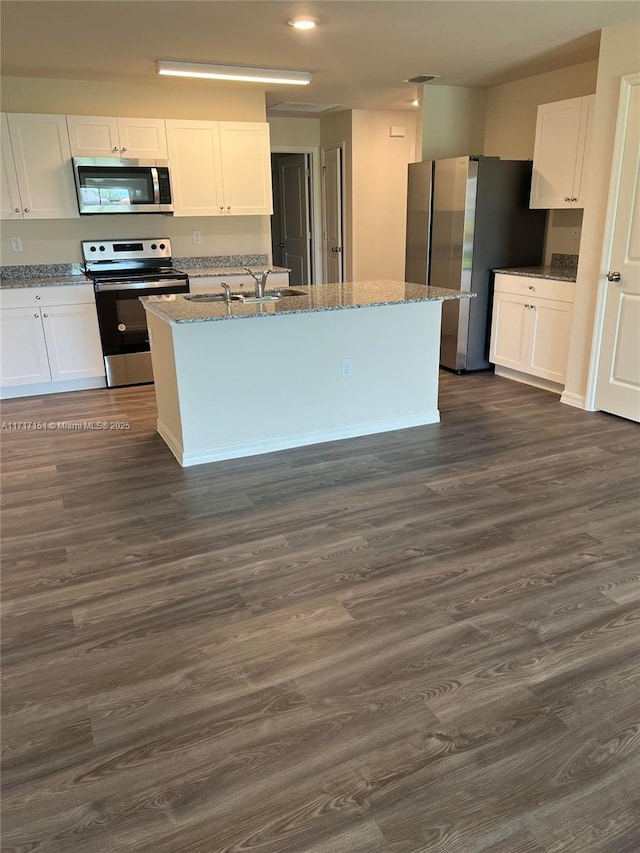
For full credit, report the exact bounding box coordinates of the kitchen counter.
[0,263,89,289]
[142,281,470,324]
[143,280,473,467]
[493,265,577,283]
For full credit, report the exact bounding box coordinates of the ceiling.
[2,1,639,114]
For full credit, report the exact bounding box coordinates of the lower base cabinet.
[0,284,105,397]
[490,274,576,388]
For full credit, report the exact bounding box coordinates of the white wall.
[421,85,487,161]
[268,117,320,147]
[0,76,271,266]
[563,19,640,408]
[351,110,416,281]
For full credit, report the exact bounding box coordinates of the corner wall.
[421,85,487,161]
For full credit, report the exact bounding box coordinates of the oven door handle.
[151,167,160,205]
[95,279,188,292]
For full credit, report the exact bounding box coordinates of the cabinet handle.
[43,313,48,318]
[219,206,224,210]
[14,207,20,213]
[35,295,41,300]
[121,147,127,153]
[34,313,39,319]
[564,196,571,202]
[227,206,231,210]
[24,208,30,213]
[113,147,119,152]
[528,285,534,291]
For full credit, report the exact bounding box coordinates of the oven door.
[94,279,188,387]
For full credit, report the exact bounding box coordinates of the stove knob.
[151,243,157,250]
[159,243,166,250]
[90,246,96,252]
[99,245,105,252]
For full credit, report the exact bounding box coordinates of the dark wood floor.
[1,371,639,853]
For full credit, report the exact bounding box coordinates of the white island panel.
[148,299,442,466]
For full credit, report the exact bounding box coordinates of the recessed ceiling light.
[288,16,319,30]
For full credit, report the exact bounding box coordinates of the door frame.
[321,142,346,284]
[585,71,640,411]
[270,145,322,286]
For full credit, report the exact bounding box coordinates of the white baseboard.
[0,376,106,400]
[560,390,588,410]
[159,410,441,468]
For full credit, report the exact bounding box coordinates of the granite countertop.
[0,273,91,289]
[182,265,291,278]
[141,281,473,324]
[493,266,578,283]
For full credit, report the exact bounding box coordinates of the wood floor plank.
[1,371,639,852]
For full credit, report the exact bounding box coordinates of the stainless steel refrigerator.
[405,156,547,372]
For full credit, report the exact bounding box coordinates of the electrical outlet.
[340,357,353,378]
[10,236,23,252]
[571,227,581,241]
[192,230,201,245]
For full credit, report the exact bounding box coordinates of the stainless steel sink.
[184,293,227,303]
[185,288,306,304]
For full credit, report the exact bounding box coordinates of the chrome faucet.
[220,282,232,305]
[244,267,272,298]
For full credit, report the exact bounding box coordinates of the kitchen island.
[142,281,473,466]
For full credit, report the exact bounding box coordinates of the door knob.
[607,271,621,282]
[279,242,285,248]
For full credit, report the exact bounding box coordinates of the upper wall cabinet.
[530,95,595,209]
[1,113,78,220]
[166,120,273,217]
[67,115,168,158]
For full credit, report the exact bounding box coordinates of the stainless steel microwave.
[72,158,174,215]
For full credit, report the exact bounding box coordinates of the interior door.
[277,154,312,286]
[595,74,640,423]
[321,145,343,284]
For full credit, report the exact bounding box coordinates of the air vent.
[267,102,342,114]
[404,74,441,84]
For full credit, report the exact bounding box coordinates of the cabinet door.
[0,308,51,386]
[117,117,168,158]
[67,115,120,156]
[7,113,78,219]
[166,119,224,216]
[1,113,23,219]
[530,98,583,209]
[527,297,574,383]
[571,95,595,208]
[489,292,530,371]
[41,304,105,381]
[218,122,273,215]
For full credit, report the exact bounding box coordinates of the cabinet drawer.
[0,284,95,309]
[494,274,575,303]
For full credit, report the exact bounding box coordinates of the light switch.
[389,126,406,138]
[10,237,23,252]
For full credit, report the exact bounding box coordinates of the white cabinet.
[67,115,168,158]
[490,274,576,387]
[166,119,272,217]
[0,285,105,397]
[530,95,595,209]
[189,272,290,294]
[1,113,78,220]
[0,307,51,386]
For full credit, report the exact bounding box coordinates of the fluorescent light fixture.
[156,60,311,86]
[288,16,319,30]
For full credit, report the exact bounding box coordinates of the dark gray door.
[277,154,312,286]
